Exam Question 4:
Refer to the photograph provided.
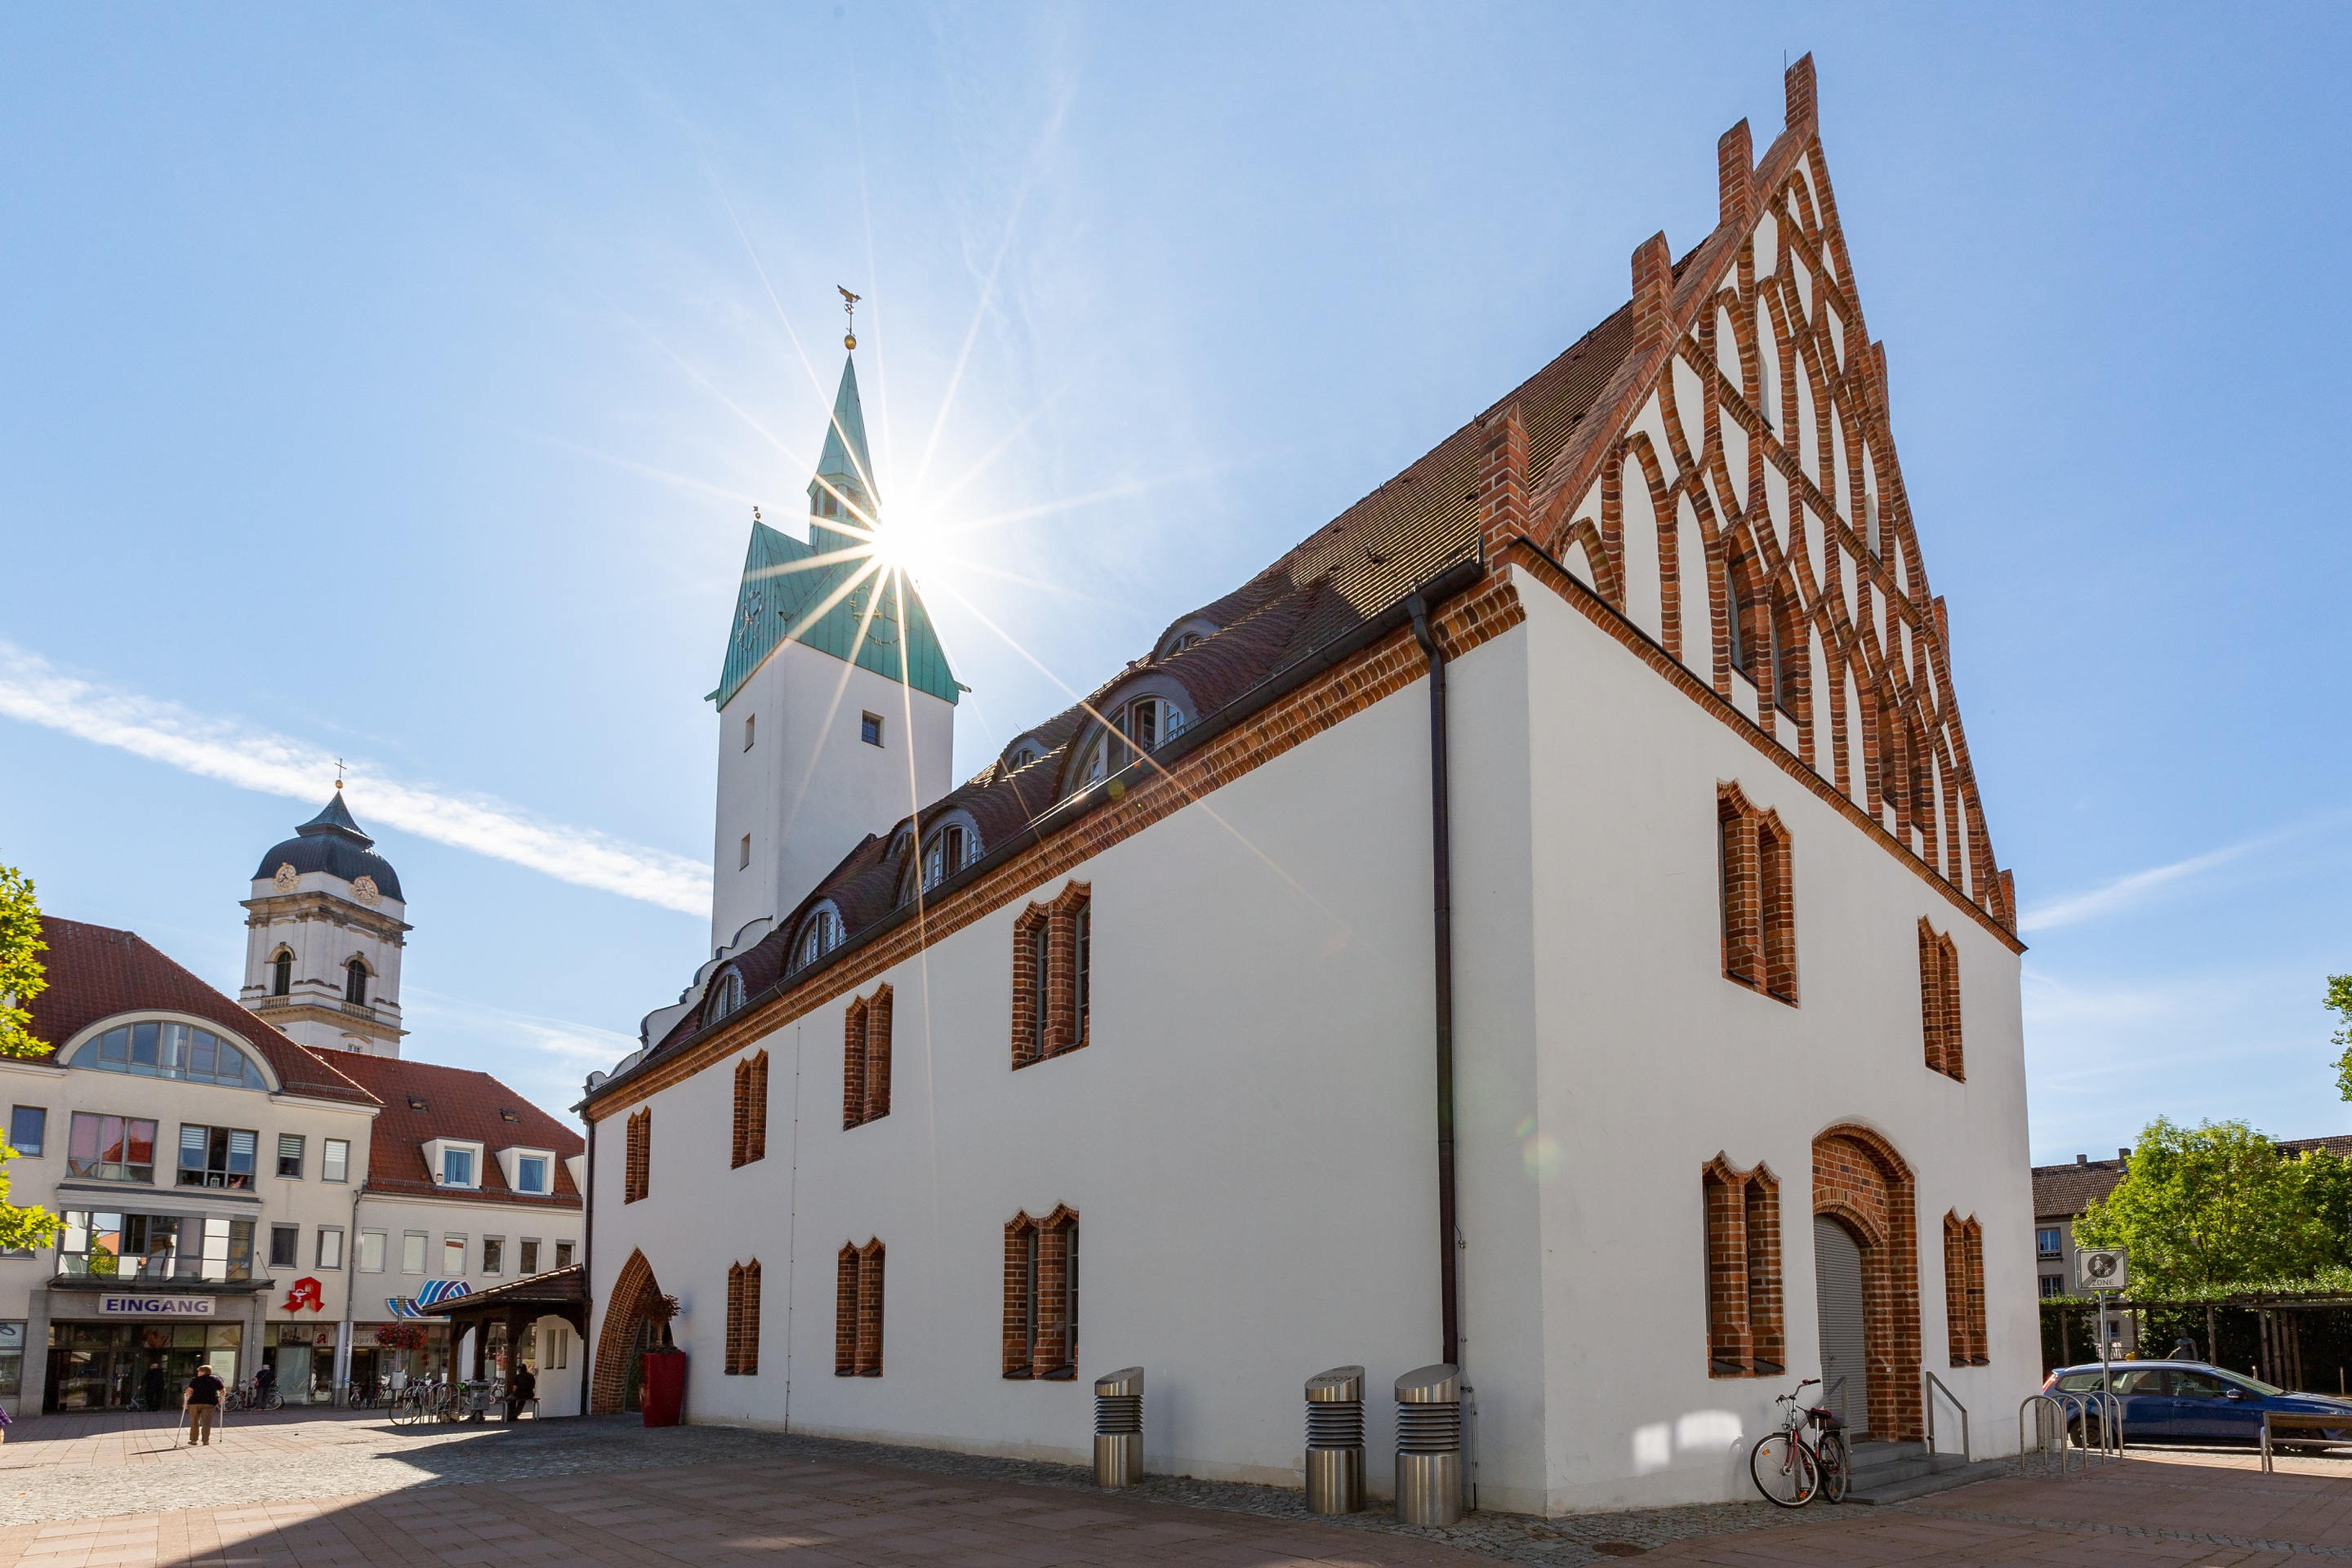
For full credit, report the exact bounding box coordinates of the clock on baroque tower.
[237,791,410,1056]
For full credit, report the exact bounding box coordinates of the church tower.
[706,350,960,958]
[238,791,410,1055]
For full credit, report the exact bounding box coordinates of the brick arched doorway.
[1811,1125,1922,1441]
[590,1248,662,1414]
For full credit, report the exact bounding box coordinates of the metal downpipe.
[1406,592,1459,1369]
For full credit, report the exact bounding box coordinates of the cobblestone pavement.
[1,1412,2350,1566]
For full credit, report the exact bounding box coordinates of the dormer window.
[345,959,368,1006]
[923,824,973,891]
[1153,617,1218,660]
[497,1145,557,1196]
[707,968,746,1025]
[1075,695,1187,788]
[270,951,292,997]
[795,906,844,971]
[1006,742,1044,771]
[426,1138,488,1189]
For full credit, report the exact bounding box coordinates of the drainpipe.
[1405,592,1460,1367]
[335,1182,366,1400]
[579,1107,595,1416]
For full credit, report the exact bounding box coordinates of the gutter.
[1405,591,1463,1369]
[585,550,1490,1117]
[335,1181,365,1397]
[579,1111,595,1416]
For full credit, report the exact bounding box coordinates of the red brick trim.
[843,985,893,1128]
[1942,1213,1987,1367]
[583,578,1526,1122]
[623,1108,650,1204]
[1813,1124,1923,1440]
[731,1051,768,1167]
[1002,1207,1078,1380]
[1703,1154,1784,1377]
[1918,920,1963,1082]
[835,1240,884,1377]
[590,1246,658,1414]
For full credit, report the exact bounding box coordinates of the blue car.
[2042,1360,2352,1447]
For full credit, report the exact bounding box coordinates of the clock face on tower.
[274,863,298,893]
[351,875,381,906]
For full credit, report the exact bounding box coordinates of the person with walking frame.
[184,1362,225,1446]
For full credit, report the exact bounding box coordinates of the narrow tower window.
[743,714,755,751]
[861,712,884,747]
[344,959,368,1006]
[739,834,751,871]
[271,951,292,997]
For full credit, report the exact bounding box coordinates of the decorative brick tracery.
[1943,1213,1987,1366]
[623,1108,650,1204]
[1813,1124,1922,1440]
[731,1050,768,1167]
[1003,1206,1078,1380]
[724,1258,761,1375]
[1011,884,1090,1068]
[843,983,893,1128]
[1717,783,1796,1003]
[835,1240,883,1376]
[1918,920,1962,1081]
[1703,1155,1784,1377]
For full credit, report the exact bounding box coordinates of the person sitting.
[505,1364,537,1422]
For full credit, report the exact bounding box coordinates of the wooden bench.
[2261,1411,2352,1472]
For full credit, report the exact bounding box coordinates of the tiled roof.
[642,293,1646,1065]
[2276,1134,2352,1160]
[22,918,376,1107]
[419,1263,587,1315]
[325,1052,583,1209]
[2032,1158,2126,1219]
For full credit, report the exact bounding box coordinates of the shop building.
[6,795,584,1416]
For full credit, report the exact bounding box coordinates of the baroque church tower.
[238,791,409,1055]
[706,350,960,958]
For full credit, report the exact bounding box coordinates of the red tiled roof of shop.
[325,1052,583,1208]
[22,917,376,1106]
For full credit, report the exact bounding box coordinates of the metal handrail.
[1923,1371,1971,1462]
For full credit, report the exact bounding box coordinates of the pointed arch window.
[270,951,292,998]
[1002,1209,1077,1379]
[731,1050,768,1167]
[724,1258,763,1374]
[1703,1156,1784,1377]
[835,1239,884,1376]
[1943,1214,1988,1365]
[344,959,369,1006]
[842,984,893,1129]
[1011,884,1091,1067]
[1918,920,1963,1081]
[1717,784,1797,1004]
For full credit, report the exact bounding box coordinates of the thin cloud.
[0,641,709,917]
[2018,832,2280,933]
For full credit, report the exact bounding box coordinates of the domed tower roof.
[252,791,404,902]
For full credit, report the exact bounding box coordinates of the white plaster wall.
[711,643,956,956]
[1512,581,2034,1511]
[602,682,1454,1488]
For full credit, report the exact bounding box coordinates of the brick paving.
[0,1411,2348,1566]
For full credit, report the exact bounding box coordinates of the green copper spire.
[808,354,876,538]
[709,351,960,712]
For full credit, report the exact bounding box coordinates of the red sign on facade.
[281,1276,325,1313]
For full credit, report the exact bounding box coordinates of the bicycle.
[1749,1379,1850,1508]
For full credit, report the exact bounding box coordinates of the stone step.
[1846,1454,2010,1506]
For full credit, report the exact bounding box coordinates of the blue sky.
[2,6,2346,1158]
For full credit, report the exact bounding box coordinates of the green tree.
[2074,1118,2337,1294]
[2330,973,2352,1101]
[0,865,62,1252]
[0,864,51,1059]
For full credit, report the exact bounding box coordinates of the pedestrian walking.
[184,1363,225,1446]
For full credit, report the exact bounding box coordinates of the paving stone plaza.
[0,1411,2344,1566]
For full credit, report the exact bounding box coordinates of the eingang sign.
[96,1294,216,1318]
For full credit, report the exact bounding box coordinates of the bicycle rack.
[2017,1390,2123,1477]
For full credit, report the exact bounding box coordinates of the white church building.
[584,60,2035,1513]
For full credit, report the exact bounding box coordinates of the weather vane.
[839,285,862,350]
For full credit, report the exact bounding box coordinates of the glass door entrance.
[45,1321,243,1412]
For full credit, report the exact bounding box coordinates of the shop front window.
[44,1321,242,1413]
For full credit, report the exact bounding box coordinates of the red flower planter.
[640,1349,687,1427]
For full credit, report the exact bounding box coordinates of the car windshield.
[2229,1372,2287,1397]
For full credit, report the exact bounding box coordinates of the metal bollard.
[1394,1364,1463,1526]
[1305,1365,1365,1514]
[1094,1366,1144,1487]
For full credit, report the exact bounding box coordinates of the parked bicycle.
[1749,1378,1849,1508]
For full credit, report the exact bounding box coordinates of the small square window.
[520,1239,541,1275]
[443,1148,474,1187]
[516,1156,549,1195]
[8,1107,43,1157]
[555,1241,575,1269]
[269,1225,300,1270]
[402,1232,427,1274]
[318,1227,345,1270]
[443,1236,466,1276]
[483,1237,504,1276]
[2036,1227,2063,1259]
[277,1134,305,1179]
[2039,1274,2065,1298]
[323,1138,350,1183]
[861,712,883,747]
[359,1231,387,1272]
[739,834,751,871]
